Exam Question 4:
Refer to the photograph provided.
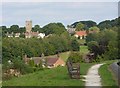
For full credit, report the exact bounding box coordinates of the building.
[26,20,32,33]
[74,31,87,39]
[67,27,76,34]
[15,33,20,37]
[38,33,45,38]
[23,55,65,68]
[6,32,13,37]
[25,21,45,38]
[46,56,65,68]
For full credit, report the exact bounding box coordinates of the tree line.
[2,32,79,63]
[1,22,67,37]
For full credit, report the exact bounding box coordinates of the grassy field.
[59,51,70,61]
[45,46,89,62]
[3,63,94,86]
[99,60,118,86]
[79,46,89,55]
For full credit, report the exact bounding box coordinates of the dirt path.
[83,63,104,87]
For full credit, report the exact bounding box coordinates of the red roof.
[75,31,87,36]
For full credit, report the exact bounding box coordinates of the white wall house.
[37,33,45,38]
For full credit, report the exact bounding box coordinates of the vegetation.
[79,46,89,54]
[42,23,66,35]
[99,60,118,86]
[3,63,94,86]
[71,20,97,29]
[75,22,85,31]
[67,52,84,63]
[1,17,120,86]
[86,29,118,60]
[2,32,80,63]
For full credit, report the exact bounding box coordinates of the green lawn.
[80,46,89,55]
[3,63,94,86]
[99,60,118,86]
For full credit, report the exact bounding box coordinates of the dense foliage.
[86,27,118,60]
[67,52,84,63]
[2,32,79,63]
[71,20,97,29]
[42,23,66,35]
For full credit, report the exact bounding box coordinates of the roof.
[75,31,87,36]
[32,57,42,65]
[46,57,59,66]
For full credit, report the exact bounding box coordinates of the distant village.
[5,20,98,39]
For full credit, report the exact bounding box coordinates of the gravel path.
[83,63,104,87]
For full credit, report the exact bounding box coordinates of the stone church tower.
[25,20,32,33]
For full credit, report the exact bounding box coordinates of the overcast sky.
[1,1,119,27]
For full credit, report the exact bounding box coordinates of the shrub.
[67,52,84,63]
[71,39,80,51]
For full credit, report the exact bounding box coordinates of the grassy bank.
[3,63,94,86]
[99,60,118,86]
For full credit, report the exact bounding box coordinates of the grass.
[80,46,89,55]
[59,51,70,62]
[99,60,118,86]
[3,63,94,86]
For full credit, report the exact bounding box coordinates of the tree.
[67,52,83,63]
[87,41,99,57]
[32,25,42,32]
[10,25,19,33]
[76,22,84,31]
[42,23,66,35]
[89,26,100,33]
[71,39,80,51]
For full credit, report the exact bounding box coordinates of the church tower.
[25,20,32,33]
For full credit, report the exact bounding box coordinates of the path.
[82,63,104,87]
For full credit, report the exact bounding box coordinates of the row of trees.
[1,22,67,37]
[70,17,119,31]
[2,32,79,63]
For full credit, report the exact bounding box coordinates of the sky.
[1,0,119,28]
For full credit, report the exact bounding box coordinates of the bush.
[71,39,80,51]
[68,52,84,63]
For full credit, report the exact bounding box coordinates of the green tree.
[76,22,84,31]
[32,25,41,32]
[10,25,19,33]
[71,39,80,51]
[68,52,83,63]
[89,26,100,33]
[42,23,66,35]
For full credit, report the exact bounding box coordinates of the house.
[37,33,45,38]
[67,27,76,34]
[23,54,65,68]
[15,33,20,37]
[23,55,45,67]
[46,56,65,68]
[74,31,87,39]
[31,57,46,67]
[6,32,13,37]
